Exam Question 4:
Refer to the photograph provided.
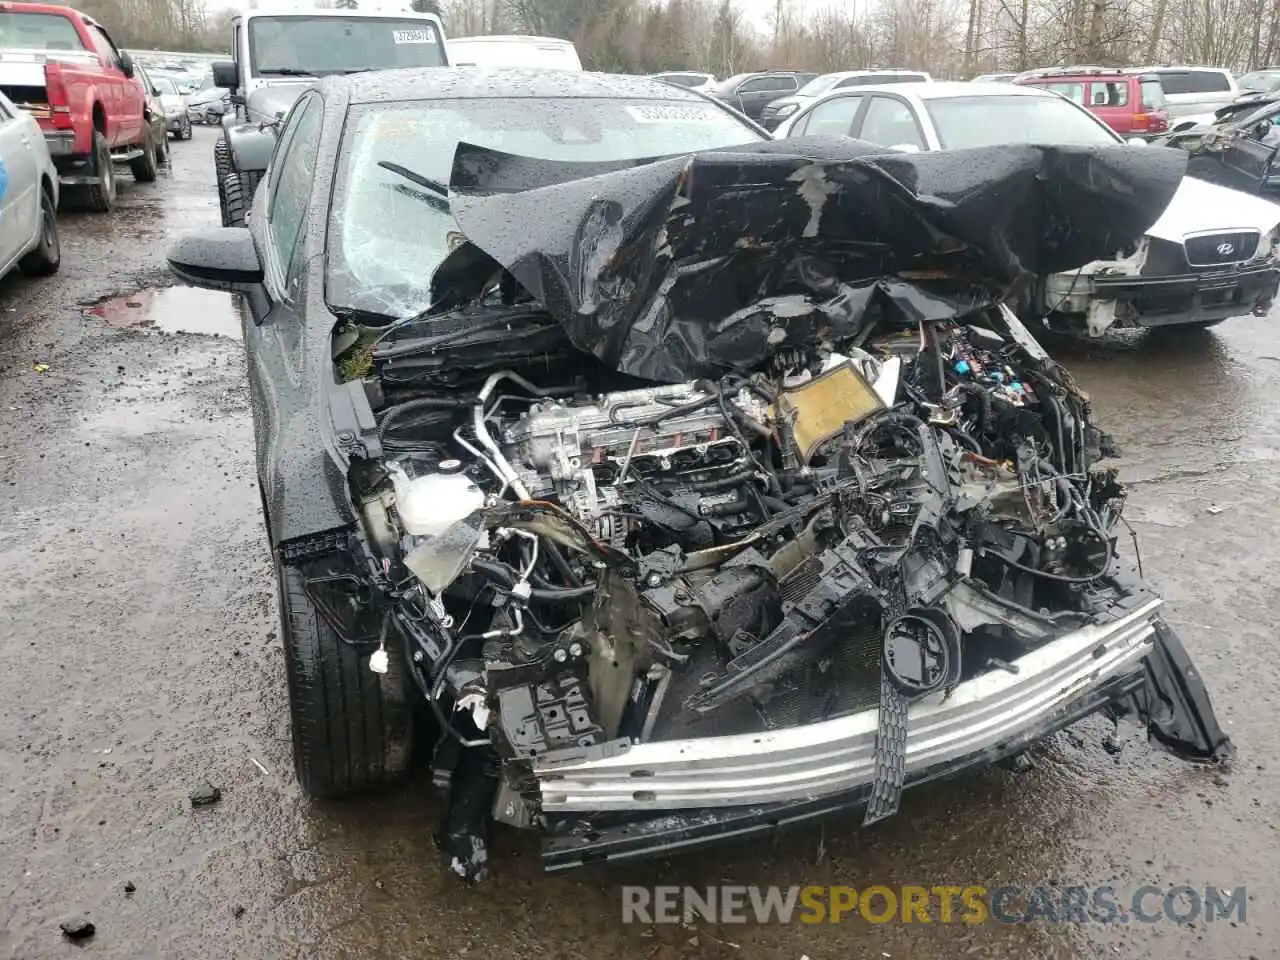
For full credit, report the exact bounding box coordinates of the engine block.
[502,383,754,529]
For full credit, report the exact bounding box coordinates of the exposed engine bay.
[326,140,1233,880]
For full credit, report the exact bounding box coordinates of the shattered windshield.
[926,95,1122,149]
[327,96,764,318]
[248,17,446,76]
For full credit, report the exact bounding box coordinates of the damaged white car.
[774,81,1280,336]
[167,70,1233,882]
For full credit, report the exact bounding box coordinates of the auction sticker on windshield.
[624,103,721,123]
[393,27,436,44]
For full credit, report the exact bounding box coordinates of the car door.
[788,94,866,138]
[0,93,39,269]
[1085,79,1133,133]
[1222,107,1280,191]
[851,94,928,152]
[85,24,140,146]
[242,92,324,501]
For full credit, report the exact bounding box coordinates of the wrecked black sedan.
[167,69,1232,881]
[1156,97,1280,196]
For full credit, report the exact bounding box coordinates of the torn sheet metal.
[444,139,1187,382]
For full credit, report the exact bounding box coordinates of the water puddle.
[88,287,241,340]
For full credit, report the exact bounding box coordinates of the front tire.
[221,169,261,227]
[19,186,60,277]
[277,559,415,797]
[180,116,193,140]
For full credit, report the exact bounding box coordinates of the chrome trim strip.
[535,599,1161,811]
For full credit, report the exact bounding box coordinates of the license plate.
[393,28,435,44]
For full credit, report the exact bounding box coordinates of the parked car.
[971,72,1016,82]
[448,35,581,70]
[774,81,1280,336]
[148,73,193,140]
[1238,69,1280,96]
[708,70,817,121]
[650,71,716,93]
[133,65,170,167]
[1156,97,1280,197]
[1127,66,1239,119]
[1013,66,1171,137]
[0,2,157,212]
[0,89,60,280]
[186,84,229,125]
[759,68,932,130]
[211,7,450,227]
[166,68,1230,881]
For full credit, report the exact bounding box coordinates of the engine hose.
[470,557,596,601]
[690,468,757,492]
[702,489,751,517]
[378,395,469,445]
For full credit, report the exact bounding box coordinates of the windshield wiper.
[378,160,449,198]
[258,67,315,77]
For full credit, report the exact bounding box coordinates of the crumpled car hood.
[1144,174,1280,241]
[444,138,1186,382]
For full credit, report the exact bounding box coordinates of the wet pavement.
[0,128,1276,960]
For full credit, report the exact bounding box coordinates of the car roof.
[820,68,930,79]
[339,68,716,105]
[807,80,1057,101]
[1127,64,1231,74]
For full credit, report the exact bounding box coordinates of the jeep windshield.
[926,94,1122,149]
[327,96,764,318]
[248,16,446,77]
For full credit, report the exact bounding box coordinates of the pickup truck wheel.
[131,130,158,183]
[221,169,261,227]
[277,558,415,797]
[214,135,230,179]
[71,130,115,213]
[19,186,60,277]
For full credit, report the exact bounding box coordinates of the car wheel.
[130,128,158,183]
[69,129,115,213]
[214,135,231,178]
[19,186,60,277]
[276,558,415,797]
[221,169,261,227]
[181,116,193,140]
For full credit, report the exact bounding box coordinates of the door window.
[793,95,863,137]
[1090,82,1128,106]
[740,75,795,93]
[857,96,926,150]
[1188,71,1232,93]
[267,95,323,289]
[86,25,121,68]
[1042,81,1086,104]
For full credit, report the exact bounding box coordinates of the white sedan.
[773,81,1280,336]
[0,89,60,282]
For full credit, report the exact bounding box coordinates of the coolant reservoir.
[387,464,485,537]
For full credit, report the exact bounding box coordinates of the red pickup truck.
[0,2,158,211]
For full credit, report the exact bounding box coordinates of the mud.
[0,129,1276,960]
[87,288,240,340]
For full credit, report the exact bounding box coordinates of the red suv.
[1014,67,1170,137]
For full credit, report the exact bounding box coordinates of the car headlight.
[1258,228,1280,260]
[773,103,798,118]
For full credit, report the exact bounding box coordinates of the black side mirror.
[119,51,135,79]
[212,60,237,89]
[167,227,264,292]
[1254,121,1273,140]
